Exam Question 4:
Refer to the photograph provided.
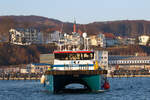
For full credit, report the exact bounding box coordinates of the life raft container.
[103,81,110,90]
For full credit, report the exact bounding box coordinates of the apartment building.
[9,28,43,45]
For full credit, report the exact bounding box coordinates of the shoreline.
[0,77,40,80]
[1,75,150,80]
[107,74,150,78]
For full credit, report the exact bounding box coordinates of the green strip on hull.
[45,75,54,93]
[45,74,102,93]
[82,75,101,92]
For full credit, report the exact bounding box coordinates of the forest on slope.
[0,43,150,66]
[0,43,57,66]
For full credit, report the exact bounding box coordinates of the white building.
[9,28,43,45]
[122,37,136,45]
[109,55,150,70]
[88,33,120,48]
[95,51,108,69]
[97,34,106,48]
[89,34,106,48]
[46,31,62,43]
[89,35,97,46]
[26,63,51,73]
[104,33,119,47]
[106,38,118,47]
[138,35,149,45]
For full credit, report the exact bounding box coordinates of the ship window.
[83,53,93,60]
[54,52,94,60]
[55,53,68,60]
[82,53,94,60]
[69,53,78,60]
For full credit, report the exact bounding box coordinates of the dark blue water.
[0,77,150,100]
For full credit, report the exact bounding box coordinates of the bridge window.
[55,53,94,60]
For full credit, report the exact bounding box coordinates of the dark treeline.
[0,43,57,66]
[1,16,150,41]
[84,20,150,36]
[0,43,150,66]
[107,45,145,55]
[94,45,150,56]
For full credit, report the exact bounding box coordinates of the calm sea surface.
[0,77,150,100]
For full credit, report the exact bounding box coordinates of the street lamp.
[64,33,67,50]
[86,38,89,50]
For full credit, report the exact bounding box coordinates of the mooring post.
[7,73,10,80]
[24,74,26,81]
[2,73,4,80]
[35,73,38,81]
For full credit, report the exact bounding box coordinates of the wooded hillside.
[0,43,57,66]
[0,43,149,66]
[0,16,150,41]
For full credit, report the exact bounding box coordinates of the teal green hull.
[45,74,102,93]
[82,75,101,92]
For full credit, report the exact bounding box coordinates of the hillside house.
[138,35,150,46]
[105,33,119,47]
[9,28,43,45]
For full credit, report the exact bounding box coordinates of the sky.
[0,0,150,24]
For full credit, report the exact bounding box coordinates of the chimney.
[73,18,76,33]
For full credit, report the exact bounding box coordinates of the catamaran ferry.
[41,20,109,93]
[41,50,110,93]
